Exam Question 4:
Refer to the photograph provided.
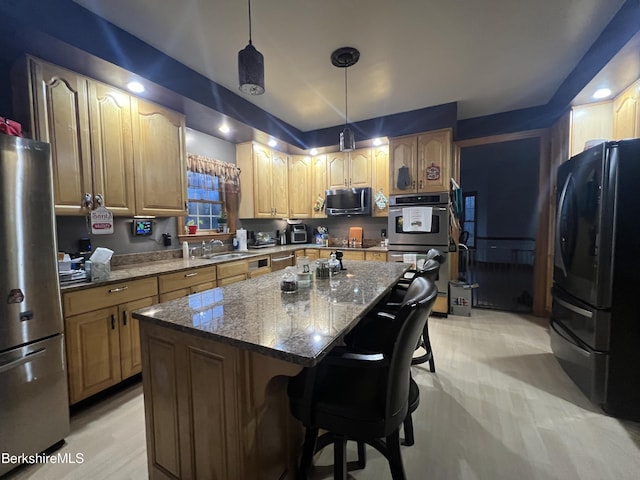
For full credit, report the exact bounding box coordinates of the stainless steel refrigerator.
[551,138,640,421]
[0,133,69,475]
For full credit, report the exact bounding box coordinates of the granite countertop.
[132,261,408,367]
[60,244,390,293]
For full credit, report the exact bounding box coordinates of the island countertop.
[132,261,408,367]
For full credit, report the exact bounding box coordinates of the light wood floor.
[6,309,640,480]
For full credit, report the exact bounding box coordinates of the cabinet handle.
[349,178,352,186]
[344,178,347,186]
[108,286,129,293]
[122,311,127,326]
[184,201,188,211]
[419,179,423,189]
[272,254,294,262]
[111,315,115,330]
[83,193,93,209]
[184,272,198,277]
[412,180,416,188]
[94,193,104,207]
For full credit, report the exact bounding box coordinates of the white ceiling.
[73,0,626,132]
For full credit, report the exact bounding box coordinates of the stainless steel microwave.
[325,187,372,216]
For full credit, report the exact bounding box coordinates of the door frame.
[455,129,550,317]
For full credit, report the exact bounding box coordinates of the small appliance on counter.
[287,219,308,244]
[249,232,278,249]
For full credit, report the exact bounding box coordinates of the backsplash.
[56,216,179,256]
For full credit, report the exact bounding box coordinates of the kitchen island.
[132,261,408,480]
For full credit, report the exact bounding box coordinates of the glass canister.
[315,259,330,279]
[280,267,298,293]
[328,253,340,274]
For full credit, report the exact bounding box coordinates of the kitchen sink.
[204,252,253,261]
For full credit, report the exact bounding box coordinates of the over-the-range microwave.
[325,187,372,216]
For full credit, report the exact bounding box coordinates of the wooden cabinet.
[289,155,312,218]
[311,155,328,218]
[12,55,186,216]
[365,251,387,262]
[157,266,217,302]
[304,248,319,261]
[62,277,158,404]
[327,148,371,189]
[613,80,640,140]
[237,142,289,218]
[319,250,365,261]
[140,321,301,480]
[217,260,248,286]
[371,146,390,217]
[389,129,452,194]
[132,97,187,216]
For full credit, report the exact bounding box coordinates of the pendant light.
[238,0,265,95]
[331,47,360,152]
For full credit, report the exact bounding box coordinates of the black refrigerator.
[550,138,640,421]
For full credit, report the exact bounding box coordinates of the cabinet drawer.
[63,277,158,317]
[158,266,217,294]
[218,274,247,286]
[270,253,296,272]
[217,261,248,279]
[159,288,191,303]
[191,281,217,294]
[342,251,365,261]
[365,251,387,262]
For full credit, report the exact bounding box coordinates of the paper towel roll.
[236,228,248,251]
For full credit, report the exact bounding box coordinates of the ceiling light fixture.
[219,124,230,134]
[127,81,145,93]
[238,0,264,95]
[268,139,277,147]
[592,88,612,99]
[331,47,360,152]
[310,148,318,156]
[373,138,383,146]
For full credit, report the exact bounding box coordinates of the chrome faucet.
[209,239,224,247]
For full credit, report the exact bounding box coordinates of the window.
[463,192,477,248]
[186,171,223,231]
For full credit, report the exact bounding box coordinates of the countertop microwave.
[325,187,372,216]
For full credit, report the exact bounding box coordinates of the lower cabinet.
[365,251,388,262]
[158,266,217,302]
[62,277,158,404]
[319,249,365,261]
[140,321,302,480]
[217,260,249,285]
[270,252,296,271]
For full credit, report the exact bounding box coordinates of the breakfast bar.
[132,261,409,480]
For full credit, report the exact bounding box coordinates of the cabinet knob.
[94,194,104,207]
[419,179,423,189]
[83,193,93,209]
[344,179,347,186]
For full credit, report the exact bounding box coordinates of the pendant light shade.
[331,47,360,152]
[238,0,265,95]
[340,126,355,152]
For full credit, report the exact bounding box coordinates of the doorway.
[459,137,540,312]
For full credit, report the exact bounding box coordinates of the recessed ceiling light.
[373,138,383,146]
[219,124,230,134]
[268,139,277,147]
[592,88,611,99]
[310,148,318,155]
[127,81,145,93]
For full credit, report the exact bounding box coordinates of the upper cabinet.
[389,129,452,195]
[237,142,289,218]
[289,155,312,218]
[131,97,187,216]
[11,56,186,217]
[311,155,328,219]
[371,146,389,217]
[613,80,640,141]
[327,148,371,189]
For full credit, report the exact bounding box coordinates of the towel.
[397,166,411,189]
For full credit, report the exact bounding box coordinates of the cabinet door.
[289,155,311,218]
[349,148,371,188]
[417,129,451,193]
[613,82,640,140]
[327,152,348,189]
[30,59,92,215]
[119,296,157,379]
[253,144,274,218]
[87,80,136,216]
[311,155,328,218]
[389,136,417,195]
[132,98,187,216]
[65,306,121,404]
[371,146,389,217]
[271,150,289,217]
